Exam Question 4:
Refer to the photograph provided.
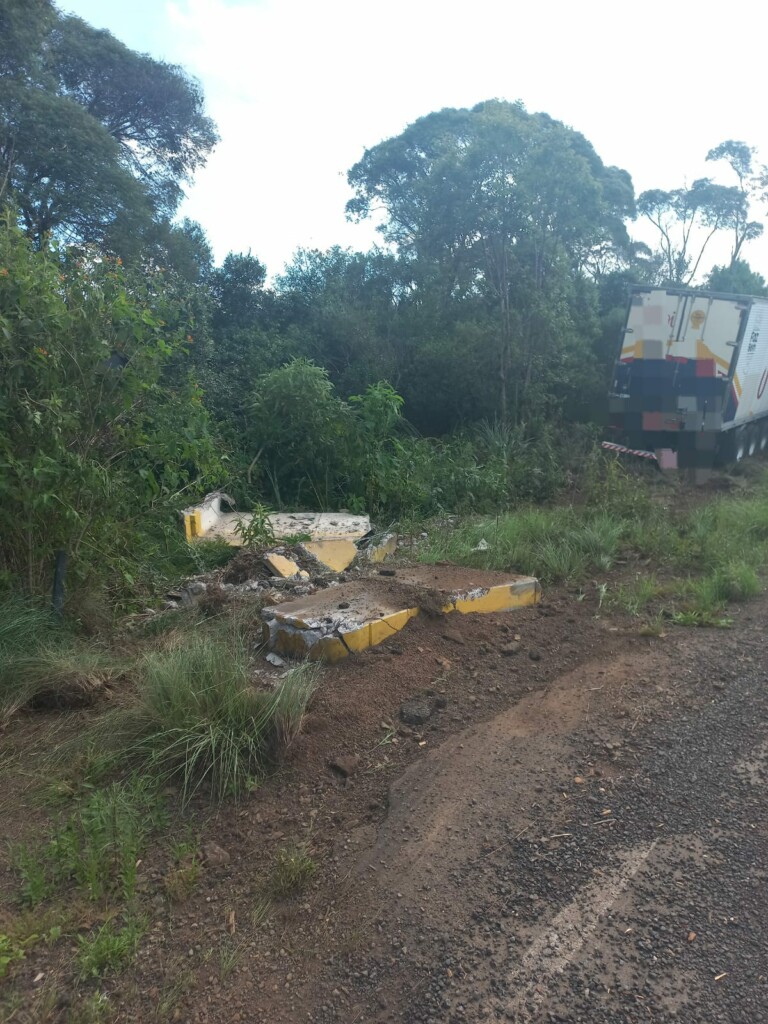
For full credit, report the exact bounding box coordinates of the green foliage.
[420,468,768,624]
[163,837,203,903]
[706,259,767,296]
[276,246,402,398]
[0,216,222,599]
[606,575,663,616]
[347,100,633,424]
[68,991,113,1024]
[244,362,582,517]
[0,2,217,247]
[0,597,117,719]
[14,778,165,905]
[13,846,55,907]
[638,175,755,285]
[164,860,201,904]
[101,636,319,802]
[269,844,316,898]
[248,359,350,507]
[417,506,625,583]
[76,915,147,979]
[0,910,65,979]
[0,597,58,654]
[217,938,244,981]
[0,932,30,979]
[233,503,275,548]
[186,538,237,573]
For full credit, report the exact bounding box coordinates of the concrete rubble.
[261,565,541,662]
[170,494,541,665]
[182,492,373,548]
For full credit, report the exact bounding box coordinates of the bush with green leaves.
[243,360,576,517]
[0,213,222,600]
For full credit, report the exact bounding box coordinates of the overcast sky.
[61,0,768,279]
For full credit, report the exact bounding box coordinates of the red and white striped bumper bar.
[601,441,658,461]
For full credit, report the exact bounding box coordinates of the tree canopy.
[0,0,217,247]
[347,101,635,421]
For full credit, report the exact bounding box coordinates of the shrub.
[0,214,221,600]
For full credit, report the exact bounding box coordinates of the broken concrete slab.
[263,552,309,579]
[366,532,398,563]
[300,539,358,572]
[182,493,371,547]
[261,565,541,662]
[263,586,419,663]
[269,512,370,542]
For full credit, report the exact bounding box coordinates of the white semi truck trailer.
[608,286,768,473]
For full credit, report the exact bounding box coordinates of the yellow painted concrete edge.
[183,509,204,542]
[445,579,541,615]
[269,579,540,663]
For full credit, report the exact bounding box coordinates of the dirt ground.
[2,579,767,1023]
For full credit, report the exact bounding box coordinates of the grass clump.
[606,575,663,616]
[0,598,117,720]
[68,991,113,1024]
[105,633,319,803]
[76,915,147,979]
[269,843,316,898]
[164,840,202,903]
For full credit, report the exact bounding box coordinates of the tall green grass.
[104,634,319,802]
[417,507,626,583]
[0,599,116,719]
[415,464,768,623]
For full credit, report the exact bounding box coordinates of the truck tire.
[735,430,747,461]
[748,425,758,457]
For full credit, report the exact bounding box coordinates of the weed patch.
[14,778,165,905]
[269,844,316,898]
[217,937,244,981]
[76,915,147,979]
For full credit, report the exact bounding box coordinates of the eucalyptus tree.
[347,100,634,421]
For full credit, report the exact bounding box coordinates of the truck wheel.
[761,425,768,452]
[735,431,747,461]
[748,426,758,456]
